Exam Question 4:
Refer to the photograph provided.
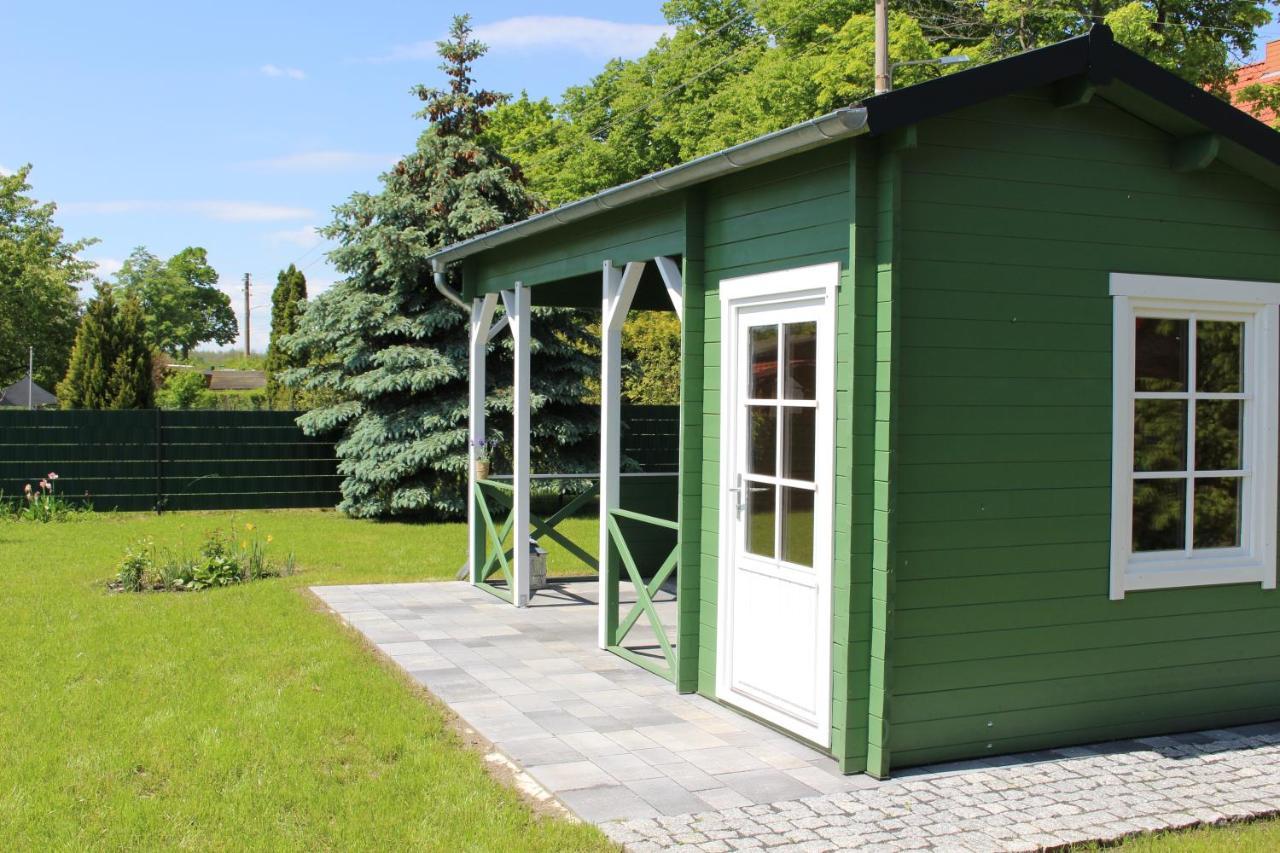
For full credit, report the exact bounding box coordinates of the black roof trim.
[862,25,1280,170]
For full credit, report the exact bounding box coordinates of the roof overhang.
[427,108,870,271]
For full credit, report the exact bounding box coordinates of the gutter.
[428,106,870,304]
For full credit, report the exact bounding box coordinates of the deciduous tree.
[0,165,95,388]
[115,246,237,358]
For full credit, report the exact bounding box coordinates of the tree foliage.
[283,15,598,519]
[0,165,95,389]
[114,246,237,358]
[265,264,308,407]
[487,0,1275,206]
[57,285,153,409]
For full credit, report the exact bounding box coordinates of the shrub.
[112,524,295,592]
[156,370,212,409]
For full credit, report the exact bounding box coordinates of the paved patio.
[313,580,1280,850]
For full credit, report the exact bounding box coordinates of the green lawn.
[2,508,1273,851]
[0,509,607,851]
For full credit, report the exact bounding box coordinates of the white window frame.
[1110,273,1280,600]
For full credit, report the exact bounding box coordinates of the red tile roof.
[1230,40,1280,125]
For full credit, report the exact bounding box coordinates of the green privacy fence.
[0,410,339,512]
[0,405,680,514]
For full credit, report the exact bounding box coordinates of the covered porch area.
[455,250,699,689]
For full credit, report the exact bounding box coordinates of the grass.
[1105,819,1280,851]
[0,509,607,851]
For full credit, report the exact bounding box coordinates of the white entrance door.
[717,263,837,747]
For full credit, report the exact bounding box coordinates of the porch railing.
[604,506,679,682]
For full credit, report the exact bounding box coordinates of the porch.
[311,579,863,823]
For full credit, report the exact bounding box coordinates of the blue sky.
[3,3,1278,353]
[2,1,674,352]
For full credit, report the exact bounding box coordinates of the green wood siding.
[463,197,684,299]
[689,141,864,765]
[888,89,1280,769]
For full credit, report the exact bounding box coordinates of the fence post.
[154,408,163,513]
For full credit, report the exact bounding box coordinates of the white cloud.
[243,150,397,173]
[260,63,306,80]
[268,224,322,249]
[60,200,314,222]
[91,257,123,280]
[376,16,674,62]
[0,164,11,177]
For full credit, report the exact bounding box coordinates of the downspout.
[432,260,470,312]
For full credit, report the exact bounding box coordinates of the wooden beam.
[1053,75,1096,109]
[508,283,532,607]
[1172,133,1220,173]
[654,256,683,322]
[468,293,498,585]
[599,261,626,649]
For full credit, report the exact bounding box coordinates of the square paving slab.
[313,580,1280,850]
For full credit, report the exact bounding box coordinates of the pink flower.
[39,480,49,491]
[48,472,58,481]
[23,483,32,494]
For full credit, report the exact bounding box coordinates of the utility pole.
[243,273,252,357]
[27,346,33,411]
[874,0,890,94]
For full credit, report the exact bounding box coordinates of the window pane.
[1132,478,1186,552]
[781,407,816,482]
[750,325,778,399]
[1195,400,1242,472]
[748,406,776,476]
[783,321,817,400]
[1194,477,1242,549]
[780,487,814,567]
[1134,399,1187,472]
[1196,320,1243,393]
[1135,318,1188,392]
[745,481,776,558]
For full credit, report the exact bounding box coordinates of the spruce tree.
[265,263,307,408]
[283,15,597,519]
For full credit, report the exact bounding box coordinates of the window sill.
[1115,556,1275,597]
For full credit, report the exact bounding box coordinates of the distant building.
[206,370,266,391]
[1229,39,1280,125]
[0,375,58,408]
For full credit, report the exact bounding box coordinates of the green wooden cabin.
[429,26,1280,777]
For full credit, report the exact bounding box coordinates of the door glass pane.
[1194,477,1242,549]
[1135,318,1188,392]
[783,321,817,400]
[1134,399,1187,472]
[1132,478,1186,552]
[750,325,779,399]
[780,487,814,567]
[1196,400,1242,471]
[748,406,777,476]
[1196,321,1243,393]
[745,482,776,558]
[781,407,816,482]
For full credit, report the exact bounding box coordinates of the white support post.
[507,283,533,607]
[469,293,498,585]
[599,259,646,648]
[654,256,684,321]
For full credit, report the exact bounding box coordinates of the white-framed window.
[1110,274,1280,599]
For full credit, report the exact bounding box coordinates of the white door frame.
[715,262,839,747]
